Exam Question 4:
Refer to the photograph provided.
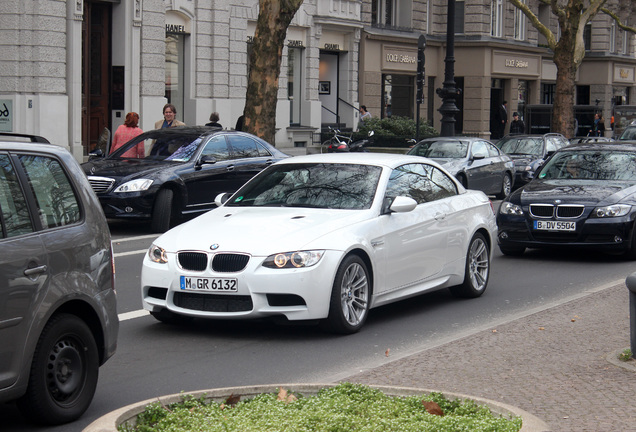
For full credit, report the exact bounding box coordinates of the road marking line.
[119,309,150,321]
[114,249,148,257]
[112,234,159,242]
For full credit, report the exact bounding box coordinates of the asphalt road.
[2,216,633,432]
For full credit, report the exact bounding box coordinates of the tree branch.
[601,7,636,33]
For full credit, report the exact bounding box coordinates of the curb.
[606,347,636,372]
[83,383,551,432]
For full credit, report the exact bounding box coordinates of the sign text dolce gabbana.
[386,53,416,64]
[505,58,529,68]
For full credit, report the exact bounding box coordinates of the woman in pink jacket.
[110,112,144,157]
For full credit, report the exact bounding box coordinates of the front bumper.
[141,250,345,322]
[497,213,635,252]
[97,192,155,219]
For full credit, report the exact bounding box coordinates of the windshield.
[226,163,383,210]
[409,140,468,158]
[498,137,543,156]
[538,150,636,181]
[109,130,209,162]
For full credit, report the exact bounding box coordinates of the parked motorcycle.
[322,127,374,153]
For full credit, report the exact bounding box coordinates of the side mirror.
[471,151,487,160]
[389,196,417,213]
[200,155,217,165]
[214,192,232,207]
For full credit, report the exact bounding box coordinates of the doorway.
[82,1,112,155]
[490,81,504,139]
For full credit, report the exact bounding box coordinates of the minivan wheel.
[17,314,98,425]
[151,188,174,233]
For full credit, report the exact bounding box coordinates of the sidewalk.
[346,282,636,432]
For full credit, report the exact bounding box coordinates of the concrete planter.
[83,383,551,432]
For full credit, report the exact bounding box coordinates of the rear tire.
[17,314,98,425]
[151,188,174,233]
[450,233,490,298]
[322,255,370,334]
[496,173,512,199]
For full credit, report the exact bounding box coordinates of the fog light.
[499,232,509,240]
[125,206,133,213]
[615,236,623,243]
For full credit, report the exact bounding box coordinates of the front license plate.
[533,220,576,231]
[180,276,238,292]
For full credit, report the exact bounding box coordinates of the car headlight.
[262,250,325,269]
[148,244,168,264]
[114,179,153,193]
[593,204,631,218]
[499,201,523,216]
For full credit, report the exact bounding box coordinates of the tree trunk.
[243,0,303,145]
[552,43,578,138]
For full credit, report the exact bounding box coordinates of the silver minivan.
[0,133,118,425]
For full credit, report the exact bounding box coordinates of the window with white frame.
[513,0,525,41]
[455,1,465,35]
[491,0,503,38]
[610,22,616,53]
[287,47,303,125]
[372,0,413,30]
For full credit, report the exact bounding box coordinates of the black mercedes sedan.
[497,142,636,258]
[82,126,289,232]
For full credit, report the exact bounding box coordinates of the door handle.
[434,213,446,221]
[226,165,235,172]
[24,265,47,277]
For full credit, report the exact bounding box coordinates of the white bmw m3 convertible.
[141,153,497,334]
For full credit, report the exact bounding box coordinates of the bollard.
[625,272,636,356]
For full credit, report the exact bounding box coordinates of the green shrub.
[356,116,439,147]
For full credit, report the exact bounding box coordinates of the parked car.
[82,126,289,232]
[497,141,636,258]
[407,136,514,198]
[569,136,614,144]
[0,133,118,424]
[618,121,636,140]
[141,153,497,334]
[496,133,569,186]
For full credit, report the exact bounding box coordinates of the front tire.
[496,173,512,199]
[450,233,490,298]
[151,188,174,233]
[322,255,370,334]
[17,314,98,425]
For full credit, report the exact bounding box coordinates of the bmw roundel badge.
[210,244,220,250]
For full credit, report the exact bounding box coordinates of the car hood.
[433,158,463,174]
[156,206,372,255]
[82,158,179,179]
[514,179,636,206]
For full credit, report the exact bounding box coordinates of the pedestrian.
[155,103,186,129]
[206,112,222,128]
[493,100,508,139]
[235,115,245,131]
[110,112,144,157]
[359,105,371,123]
[509,112,525,134]
[590,113,605,137]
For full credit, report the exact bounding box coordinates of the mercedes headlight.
[114,179,153,193]
[262,250,325,269]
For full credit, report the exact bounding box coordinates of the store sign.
[166,24,188,34]
[0,100,12,132]
[492,51,540,76]
[288,40,304,48]
[505,58,529,68]
[382,46,418,72]
[323,43,340,51]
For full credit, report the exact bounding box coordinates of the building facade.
[0,0,634,162]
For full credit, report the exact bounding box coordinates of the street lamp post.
[436,0,460,137]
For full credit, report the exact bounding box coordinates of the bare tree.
[509,0,636,137]
[242,0,304,144]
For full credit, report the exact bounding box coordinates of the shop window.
[491,0,503,38]
[287,47,303,126]
[541,83,555,104]
[165,33,185,122]
[382,74,414,119]
[371,0,413,30]
[514,0,526,41]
